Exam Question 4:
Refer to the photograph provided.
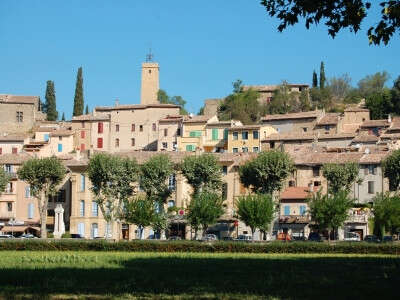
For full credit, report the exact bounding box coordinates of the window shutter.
[300,205,306,215]
[364,166,369,175]
[58,144,63,152]
[284,206,290,216]
[97,138,103,149]
[28,203,34,219]
[212,129,218,140]
[44,134,49,142]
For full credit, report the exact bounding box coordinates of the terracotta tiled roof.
[317,133,356,140]
[344,106,369,112]
[387,116,400,131]
[72,114,110,121]
[95,104,180,111]
[0,135,26,142]
[262,133,315,141]
[0,153,33,164]
[361,120,389,128]
[317,113,340,125]
[291,150,389,165]
[281,186,316,200]
[183,115,213,123]
[352,135,379,143]
[242,84,309,92]
[49,130,73,137]
[0,94,39,105]
[227,125,263,131]
[261,110,321,121]
[381,133,400,140]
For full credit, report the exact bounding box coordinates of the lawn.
[0,251,399,299]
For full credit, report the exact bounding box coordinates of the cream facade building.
[227,125,277,153]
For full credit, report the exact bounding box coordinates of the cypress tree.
[312,70,318,88]
[319,62,326,89]
[61,112,65,121]
[73,67,84,116]
[85,104,89,114]
[45,80,58,121]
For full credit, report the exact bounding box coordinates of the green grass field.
[0,251,399,299]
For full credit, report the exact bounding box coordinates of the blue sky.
[1,1,399,118]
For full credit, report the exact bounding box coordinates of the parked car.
[344,232,361,242]
[236,234,252,241]
[364,235,380,243]
[20,234,38,239]
[0,234,14,239]
[168,236,182,241]
[222,236,234,241]
[70,234,84,239]
[202,234,218,241]
[308,232,322,242]
[383,236,393,243]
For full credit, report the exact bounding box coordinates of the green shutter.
[223,129,228,140]
[212,129,218,140]
[190,131,202,137]
[186,145,195,152]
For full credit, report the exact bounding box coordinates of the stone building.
[227,125,277,153]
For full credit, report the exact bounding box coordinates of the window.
[189,131,202,137]
[162,142,168,149]
[365,165,377,175]
[253,131,259,139]
[168,174,176,191]
[16,111,23,122]
[368,181,375,194]
[12,147,17,154]
[25,186,31,198]
[168,200,175,208]
[44,134,49,142]
[81,143,85,151]
[314,181,321,187]
[81,122,85,128]
[81,174,85,191]
[312,166,320,177]
[152,123,156,131]
[59,136,62,141]
[303,127,308,132]
[92,201,98,217]
[78,223,85,237]
[131,138,135,147]
[140,125,143,132]
[5,164,13,173]
[57,189,66,202]
[131,124,135,132]
[284,205,290,216]
[222,183,228,200]
[98,122,103,133]
[28,203,34,219]
[186,145,195,152]
[233,148,238,153]
[300,205,306,216]
[91,223,98,239]
[57,143,63,152]
[7,202,12,212]
[242,147,248,153]
[253,147,259,153]
[324,125,330,131]
[233,132,238,140]
[242,131,249,140]
[115,138,120,147]
[80,200,85,216]
[223,129,228,140]
[164,128,168,137]
[212,128,218,140]
[270,142,275,149]
[222,166,228,175]
[81,131,85,138]
[116,124,119,132]
[6,182,13,193]
[288,180,295,187]
[97,138,103,149]
[173,142,177,150]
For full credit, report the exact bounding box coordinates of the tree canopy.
[157,89,188,115]
[322,163,359,194]
[239,150,294,195]
[0,167,10,195]
[44,80,58,121]
[260,1,400,45]
[382,149,400,191]
[373,193,400,238]
[124,195,156,239]
[73,67,84,117]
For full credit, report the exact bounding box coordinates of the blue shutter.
[284,205,290,216]
[92,201,98,217]
[300,205,306,216]
[28,203,34,219]
[81,175,85,191]
[58,143,63,152]
[44,134,49,142]
[25,186,30,198]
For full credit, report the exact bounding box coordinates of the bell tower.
[140,50,159,105]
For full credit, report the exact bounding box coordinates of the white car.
[344,232,361,241]
[0,234,14,239]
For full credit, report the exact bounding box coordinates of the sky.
[1,1,399,118]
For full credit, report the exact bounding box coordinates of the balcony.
[279,215,311,224]
[346,214,368,223]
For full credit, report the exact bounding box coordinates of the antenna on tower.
[146,47,154,62]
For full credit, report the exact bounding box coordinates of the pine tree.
[61,112,65,121]
[85,105,89,114]
[312,70,318,88]
[45,81,58,121]
[73,67,84,116]
[319,62,326,89]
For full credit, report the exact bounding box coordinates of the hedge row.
[0,240,400,254]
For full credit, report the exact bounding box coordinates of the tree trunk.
[39,191,48,238]
[328,229,331,244]
[251,227,255,242]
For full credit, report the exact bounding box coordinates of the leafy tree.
[310,87,333,110]
[373,193,400,238]
[87,153,139,239]
[44,80,58,121]
[157,89,188,115]
[124,196,155,239]
[358,71,390,98]
[319,62,326,89]
[181,154,222,195]
[382,149,400,191]
[260,1,400,45]
[198,106,205,115]
[391,76,400,115]
[186,192,224,239]
[85,105,89,115]
[236,194,275,239]
[73,67,84,117]
[307,190,354,241]
[239,150,294,195]
[299,90,312,112]
[233,79,243,93]
[267,82,301,114]
[322,163,359,194]
[328,74,352,100]
[61,112,65,121]
[17,157,67,238]
[0,166,10,195]
[219,86,265,124]
[344,88,363,104]
[312,70,318,88]
[365,88,393,119]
